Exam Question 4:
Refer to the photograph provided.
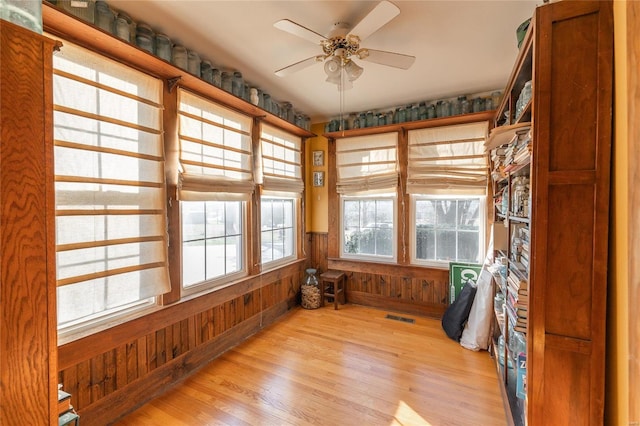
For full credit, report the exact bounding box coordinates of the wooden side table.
[320,270,346,310]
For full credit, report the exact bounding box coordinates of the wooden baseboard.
[76,299,296,426]
[347,291,446,319]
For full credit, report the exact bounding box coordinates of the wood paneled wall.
[307,232,329,273]
[310,233,449,318]
[58,262,304,425]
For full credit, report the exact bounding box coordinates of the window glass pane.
[436,230,457,261]
[182,200,244,288]
[205,239,225,280]
[458,199,480,229]
[226,235,243,274]
[261,201,273,229]
[206,201,225,239]
[261,230,274,264]
[183,240,205,285]
[416,227,435,260]
[458,231,480,263]
[436,200,457,228]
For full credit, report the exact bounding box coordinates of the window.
[261,198,295,265]
[412,196,484,265]
[407,122,488,266]
[259,125,302,267]
[177,89,253,291]
[342,197,395,259]
[52,38,169,332]
[336,133,399,261]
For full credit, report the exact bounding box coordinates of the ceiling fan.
[273,0,416,89]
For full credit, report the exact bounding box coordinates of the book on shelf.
[507,273,528,294]
[58,388,71,416]
[506,301,527,324]
[59,409,79,426]
[507,285,529,310]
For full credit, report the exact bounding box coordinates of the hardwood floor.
[117,305,506,426]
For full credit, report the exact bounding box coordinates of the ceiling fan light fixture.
[325,74,342,85]
[356,49,370,60]
[344,59,364,81]
[324,56,341,76]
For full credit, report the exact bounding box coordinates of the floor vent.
[385,314,415,324]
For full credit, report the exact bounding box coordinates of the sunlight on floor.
[390,400,432,426]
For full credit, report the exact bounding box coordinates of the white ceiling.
[108,0,540,123]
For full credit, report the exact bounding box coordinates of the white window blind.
[52,39,169,328]
[336,133,398,195]
[407,122,489,195]
[260,124,303,196]
[177,89,254,201]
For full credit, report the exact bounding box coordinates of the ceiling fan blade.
[274,19,326,45]
[275,55,324,77]
[347,0,400,42]
[357,49,416,70]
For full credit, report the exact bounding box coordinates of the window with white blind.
[259,125,302,267]
[177,89,252,291]
[407,122,488,266]
[336,133,398,261]
[53,39,169,332]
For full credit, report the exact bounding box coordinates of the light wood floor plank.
[117,305,506,426]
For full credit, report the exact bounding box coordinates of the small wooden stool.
[320,270,346,310]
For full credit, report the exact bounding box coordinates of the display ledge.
[42,2,315,139]
[323,110,495,138]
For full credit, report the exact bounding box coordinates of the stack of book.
[491,146,508,181]
[505,273,528,334]
[58,386,79,426]
[502,127,532,173]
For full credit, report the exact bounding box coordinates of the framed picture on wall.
[312,150,324,167]
[313,171,324,187]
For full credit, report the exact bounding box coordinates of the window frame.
[410,194,486,268]
[339,194,398,263]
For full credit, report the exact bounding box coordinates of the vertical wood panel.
[104,350,116,396]
[147,333,157,372]
[628,1,640,421]
[90,354,105,403]
[137,337,148,378]
[77,360,91,410]
[61,367,78,410]
[115,344,127,389]
[0,22,58,425]
[172,322,181,359]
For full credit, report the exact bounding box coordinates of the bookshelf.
[487,2,613,425]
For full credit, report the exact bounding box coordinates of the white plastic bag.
[460,268,494,351]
